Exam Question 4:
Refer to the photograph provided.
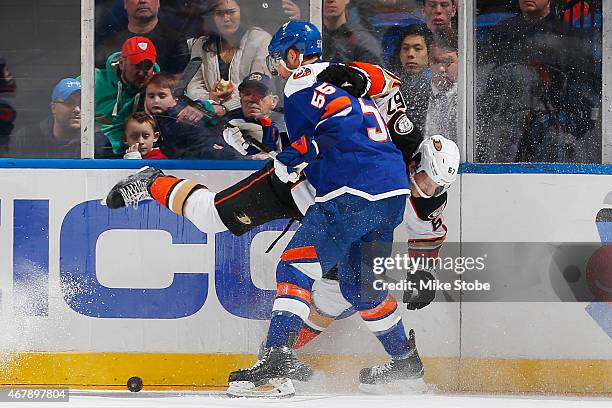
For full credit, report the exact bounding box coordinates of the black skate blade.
[358,377,428,395]
[103,190,126,209]
[226,378,295,398]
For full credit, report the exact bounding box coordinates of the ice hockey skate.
[358,329,426,394]
[226,346,310,398]
[104,166,164,209]
[256,342,314,382]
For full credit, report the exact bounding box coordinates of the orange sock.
[293,325,322,349]
[150,176,179,206]
[149,176,206,216]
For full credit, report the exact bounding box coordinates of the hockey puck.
[127,376,143,392]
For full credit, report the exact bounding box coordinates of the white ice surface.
[2,391,610,408]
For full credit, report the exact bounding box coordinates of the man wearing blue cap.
[9,78,82,158]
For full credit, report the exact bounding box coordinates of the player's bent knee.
[306,304,336,330]
[358,294,402,333]
[183,189,228,234]
[340,283,388,311]
[273,282,312,321]
[272,299,311,322]
[311,279,352,318]
[276,246,322,287]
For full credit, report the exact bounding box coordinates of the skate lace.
[242,351,270,371]
[120,180,150,208]
[371,360,394,377]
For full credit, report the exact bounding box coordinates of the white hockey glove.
[273,158,301,183]
[222,119,264,155]
[273,136,316,183]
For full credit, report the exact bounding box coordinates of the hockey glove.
[274,135,318,183]
[403,268,436,310]
[222,119,264,155]
[316,63,370,98]
[349,62,401,99]
[274,159,300,183]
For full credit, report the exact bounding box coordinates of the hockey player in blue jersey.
[105,133,459,397]
[104,57,458,396]
[224,21,418,397]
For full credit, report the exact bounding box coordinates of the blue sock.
[265,311,305,348]
[375,320,410,358]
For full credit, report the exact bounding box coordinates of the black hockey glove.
[403,268,436,310]
[317,64,369,98]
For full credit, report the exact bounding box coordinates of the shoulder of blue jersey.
[284,62,330,97]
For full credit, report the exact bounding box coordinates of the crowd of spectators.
[96,0,190,75]
[322,0,382,65]
[476,0,601,163]
[0,0,602,163]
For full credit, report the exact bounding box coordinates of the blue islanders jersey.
[283,62,410,202]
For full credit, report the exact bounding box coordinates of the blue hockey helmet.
[268,21,322,61]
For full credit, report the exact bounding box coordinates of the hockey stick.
[172,57,225,119]
[220,115,308,175]
[176,92,281,159]
[172,56,230,118]
[173,57,284,125]
[242,134,275,156]
[172,57,202,99]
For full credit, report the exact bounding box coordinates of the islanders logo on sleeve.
[293,66,312,80]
